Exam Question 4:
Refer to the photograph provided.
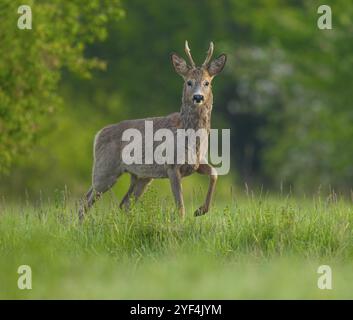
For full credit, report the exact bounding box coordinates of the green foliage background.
[1,0,353,198]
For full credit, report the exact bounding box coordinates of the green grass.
[0,189,353,299]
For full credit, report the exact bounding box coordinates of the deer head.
[171,41,227,107]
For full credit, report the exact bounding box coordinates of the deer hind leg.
[133,178,153,200]
[167,167,185,219]
[79,164,121,221]
[194,163,218,216]
[120,176,152,210]
[79,175,120,221]
[78,187,95,221]
[119,174,137,210]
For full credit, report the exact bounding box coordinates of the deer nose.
[193,94,204,103]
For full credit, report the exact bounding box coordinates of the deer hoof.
[194,206,207,217]
[78,209,85,223]
[178,207,186,220]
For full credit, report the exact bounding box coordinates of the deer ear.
[171,53,189,77]
[207,54,227,77]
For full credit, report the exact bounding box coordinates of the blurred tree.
[237,0,353,191]
[0,0,124,173]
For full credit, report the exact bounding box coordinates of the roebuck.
[79,41,227,220]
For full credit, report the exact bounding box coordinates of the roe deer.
[79,41,227,220]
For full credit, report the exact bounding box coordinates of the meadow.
[2,0,353,301]
[1,185,353,299]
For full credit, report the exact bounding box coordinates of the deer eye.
[204,81,210,87]
[187,80,193,87]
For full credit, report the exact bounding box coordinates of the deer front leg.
[167,167,185,219]
[194,164,218,216]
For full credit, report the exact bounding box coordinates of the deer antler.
[202,42,214,67]
[184,40,196,68]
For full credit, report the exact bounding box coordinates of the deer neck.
[180,97,213,132]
